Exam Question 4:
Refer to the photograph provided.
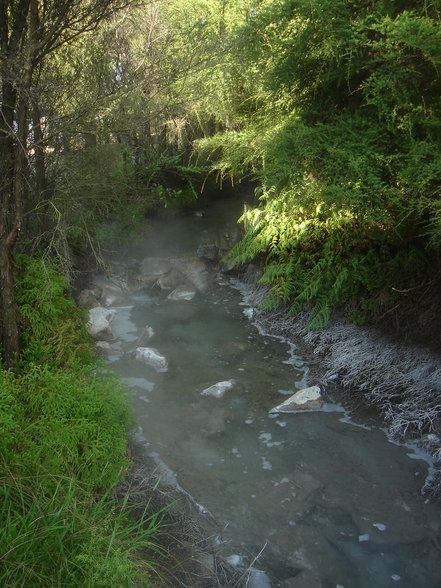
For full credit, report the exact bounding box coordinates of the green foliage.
[0,256,169,586]
[1,365,131,489]
[15,255,90,367]
[0,469,167,587]
[210,0,441,325]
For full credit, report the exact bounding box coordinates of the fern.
[202,0,441,327]
[16,255,92,367]
[309,300,331,330]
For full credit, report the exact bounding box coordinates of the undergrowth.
[0,255,168,586]
[201,1,441,328]
[226,181,431,328]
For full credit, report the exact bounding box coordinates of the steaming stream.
[98,193,441,587]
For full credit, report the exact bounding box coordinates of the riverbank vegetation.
[0,256,170,585]
[197,0,441,338]
[1,0,441,583]
[6,1,440,360]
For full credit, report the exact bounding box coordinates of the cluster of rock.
[81,252,212,333]
[79,238,236,372]
[80,249,325,414]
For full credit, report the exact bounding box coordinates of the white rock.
[269,386,323,414]
[78,288,101,307]
[226,554,244,568]
[92,275,129,306]
[101,291,123,307]
[134,347,168,372]
[95,341,111,354]
[178,258,210,292]
[137,325,155,345]
[167,285,196,301]
[86,306,115,338]
[247,569,272,588]
[156,268,183,291]
[201,380,235,399]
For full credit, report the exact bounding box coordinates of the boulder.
[137,325,155,346]
[94,341,111,355]
[167,284,196,301]
[91,275,129,306]
[133,347,168,372]
[177,257,210,292]
[78,288,101,308]
[138,257,174,286]
[197,243,219,261]
[156,268,183,291]
[247,569,272,588]
[136,256,212,293]
[86,306,115,338]
[269,386,323,414]
[201,380,235,399]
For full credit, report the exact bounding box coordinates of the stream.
[95,193,441,588]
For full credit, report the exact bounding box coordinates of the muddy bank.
[237,265,441,498]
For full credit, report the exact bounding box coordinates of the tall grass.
[0,466,168,587]
[0,255,169,586]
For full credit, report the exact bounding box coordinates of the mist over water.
[102,193,441,587]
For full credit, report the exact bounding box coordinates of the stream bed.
[95,194,441,587]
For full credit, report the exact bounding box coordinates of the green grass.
[0,255,169,586]
[0,467,168,587]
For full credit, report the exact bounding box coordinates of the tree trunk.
[0,0,35,365]
[32,97,48,197]
[0,242,20,366]
[0,80,20,366]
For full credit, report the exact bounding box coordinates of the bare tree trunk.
[32,97,48,197]
[0,0,35,365]
[0,243,20,366]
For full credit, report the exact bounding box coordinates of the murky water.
[101,194,441,587]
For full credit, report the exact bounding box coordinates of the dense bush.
[201,0,441,326]
[0,256,165,586]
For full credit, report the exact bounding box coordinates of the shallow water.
[102,194,441,587]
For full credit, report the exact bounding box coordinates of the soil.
[374,274,441,353]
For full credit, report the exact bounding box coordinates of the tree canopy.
[199,0,441,329]
[1,0,441,365]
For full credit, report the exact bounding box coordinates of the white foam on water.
[278,389,294,396]
[339,414,372,430]
[380,429,438,491]
[275,421,287,427]
[259,432,272,444]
